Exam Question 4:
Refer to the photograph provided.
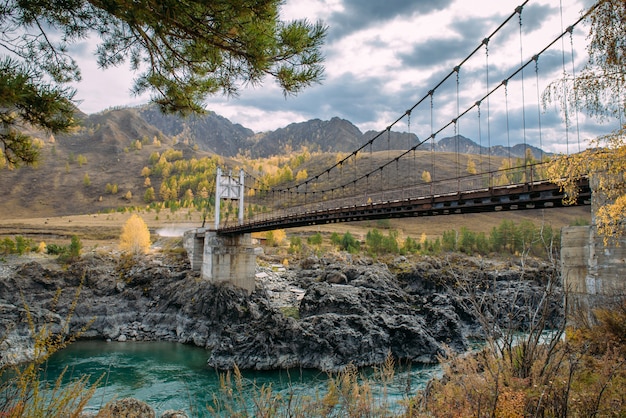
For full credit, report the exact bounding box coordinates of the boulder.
[97,397,155,417]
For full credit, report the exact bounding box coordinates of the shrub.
[366,229,398,255]
[69,235,82,259]
[339,231,360,253]
[45,243,66,255]
[441,230,457,252]
[265,229,286,247]
[403,236,420,254]
[14,235,31,255]
[36,241,46,253]
[119,214,151,254]
[0,237,16,254]
[0,236,33,255]
[307,232,323,246]
[330,232,341,246]
[288,236,302,254]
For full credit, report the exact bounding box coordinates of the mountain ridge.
[127,105,550,159]
[0,105,552,217]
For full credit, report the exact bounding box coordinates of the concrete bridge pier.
[183,228,262,294]
[561,226,626,323]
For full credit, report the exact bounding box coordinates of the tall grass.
[208,355,401,417]
[406,299,626,417]
[0,283,101,417]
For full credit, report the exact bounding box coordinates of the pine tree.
[0,1,326,167]
[143,187,155,203]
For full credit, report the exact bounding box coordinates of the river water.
[42,341,440,416]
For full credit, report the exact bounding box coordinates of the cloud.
[327,0,453,40]
[399,37,475,69]
[63,0,613,153]
[521,4,559,33]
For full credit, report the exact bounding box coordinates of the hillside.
[0,105,561,219]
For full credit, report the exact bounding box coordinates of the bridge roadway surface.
[217,177,591,235]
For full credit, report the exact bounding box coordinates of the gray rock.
[0,251,561,372]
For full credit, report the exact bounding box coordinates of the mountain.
[0,105,553,217]
[74,106,546,160]
[249,117,362,156]
[137,105,254,156]
[83,108,163,155]
[362,130,420,152]
[435,135,550,160]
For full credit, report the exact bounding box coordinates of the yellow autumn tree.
[547,139,625,242]
[265,229,286,247]
[545,0,625,243]
[466,157,477,175]
[295,169,308,182]
[119,214,151,254]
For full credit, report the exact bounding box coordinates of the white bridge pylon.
[214,167,245,230]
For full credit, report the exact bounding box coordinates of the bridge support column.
[183,229,261,294]
[562,226,626,324]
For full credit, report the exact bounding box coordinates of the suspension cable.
[504,80,512,164]
[477,100,483,173]
[430,90,435,186]
[560,0,570,154]
[278,1,530,194]
[534,55,544,162]
[569,28,581,152]
[517,5,528,165]
[484,37,492,175]
[269,1,589,199]
[455,66,461,181]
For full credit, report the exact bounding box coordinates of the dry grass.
[406,301,626,418]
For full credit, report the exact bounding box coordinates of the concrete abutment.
[183,229,262,294]
[561,226,626,323]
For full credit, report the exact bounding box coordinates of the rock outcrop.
[0,252,561,371]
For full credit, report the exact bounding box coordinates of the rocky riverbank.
[0,251,562,371]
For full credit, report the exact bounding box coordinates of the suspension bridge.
[213,1,596,235]
[184,1,603,292]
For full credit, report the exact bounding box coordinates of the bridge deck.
[217,178,591,235]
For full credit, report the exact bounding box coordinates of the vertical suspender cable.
[477,101,483,174]
[387,126,391,160]
[560,0,570,154]
[517,6,528,166]
[534,56,544,163]
[455,66,461,183]
[430,91,436,189]
[353,153,357,196]
[484,38,492,177]
[407,110,414,178]
[504,80,512,166]
[569,29,581,153]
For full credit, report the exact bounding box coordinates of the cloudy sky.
[70,0,616,154]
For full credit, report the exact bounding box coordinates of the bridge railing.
[219,162,550,228]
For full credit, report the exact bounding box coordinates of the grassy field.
[0,205,591,253]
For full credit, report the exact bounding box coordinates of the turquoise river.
[41,341,440,416]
